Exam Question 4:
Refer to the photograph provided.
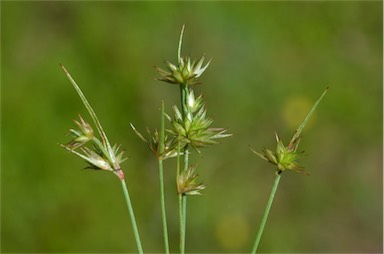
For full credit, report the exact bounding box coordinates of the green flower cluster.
[177,165,206,195]
[62,115,126,176]
[168,89,230,153]
[252,132,304,174]
[156,56,210,86]
[130,124,179,160]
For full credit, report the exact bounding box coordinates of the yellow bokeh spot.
[215,213,250,251]
[282,95,317,130]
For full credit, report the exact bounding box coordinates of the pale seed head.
[177,165,206,196]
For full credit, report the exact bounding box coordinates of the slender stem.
[176,140,184,254]
[178,84,189,254]
[176,139,186,254]
[180,144,189,254]
[158,160,169,254]
[178,193,184,254]
[176,142,181,178]
[179,85,187,117]
[181,194,187,254]
[252,173,282,253]
[120,179,144,254]
[158,101,170,254]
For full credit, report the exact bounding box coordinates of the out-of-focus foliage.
[1,1,382,253]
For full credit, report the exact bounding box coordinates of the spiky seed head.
[168,89,231,151]
[251,133,305,174]
[177,166,206,195]
[130,124,180,160]
[66,115,95,149]
[156,55,211,86]
[76,115,94,138]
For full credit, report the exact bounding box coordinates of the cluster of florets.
[62,114,126,178]
[130,33,230,195]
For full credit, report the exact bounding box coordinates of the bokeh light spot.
[282,95,316,130]
[215,213,250,251]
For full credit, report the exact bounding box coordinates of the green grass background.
[1,1,382,253]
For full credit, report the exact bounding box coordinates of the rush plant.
[60,25,327,253]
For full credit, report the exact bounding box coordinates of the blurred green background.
[2,1,382,253]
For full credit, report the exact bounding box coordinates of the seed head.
[130,124,179,160]
[156,56,210,86]
[156,25,210,86]
[66,115,95,149]
[177,165,206,196]
[251,133,305,174]
[167,89,231,152]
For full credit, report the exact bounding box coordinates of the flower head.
[156,25,210,86]
[130,124,179,160]
[177,165,206,195]
[61,143,126,171]
[156,56,210,86]
[251,133,305,174]
[167,89,231,152]
[66,115,94,149]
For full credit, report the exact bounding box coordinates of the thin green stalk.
[252,173,282,253]
[178,84,189,254]
[176,142,184,254]
[159,101,170,254]
[120,179,144,254]
[158,160,169,253]
[181,145,189,254]
[181,193,187,254]
[178,194,184,254]
[179,85,187,116]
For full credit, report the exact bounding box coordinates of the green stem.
[181,145,189,254]
[176,142,184,254]
[158,101,170,254]
[179,85,187,116]
[252,173,282,253]
[181,194,187,254]
[178,84,189,254]
[178,193,184,254]
[120,179,144,254]
[158,160,169,254]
